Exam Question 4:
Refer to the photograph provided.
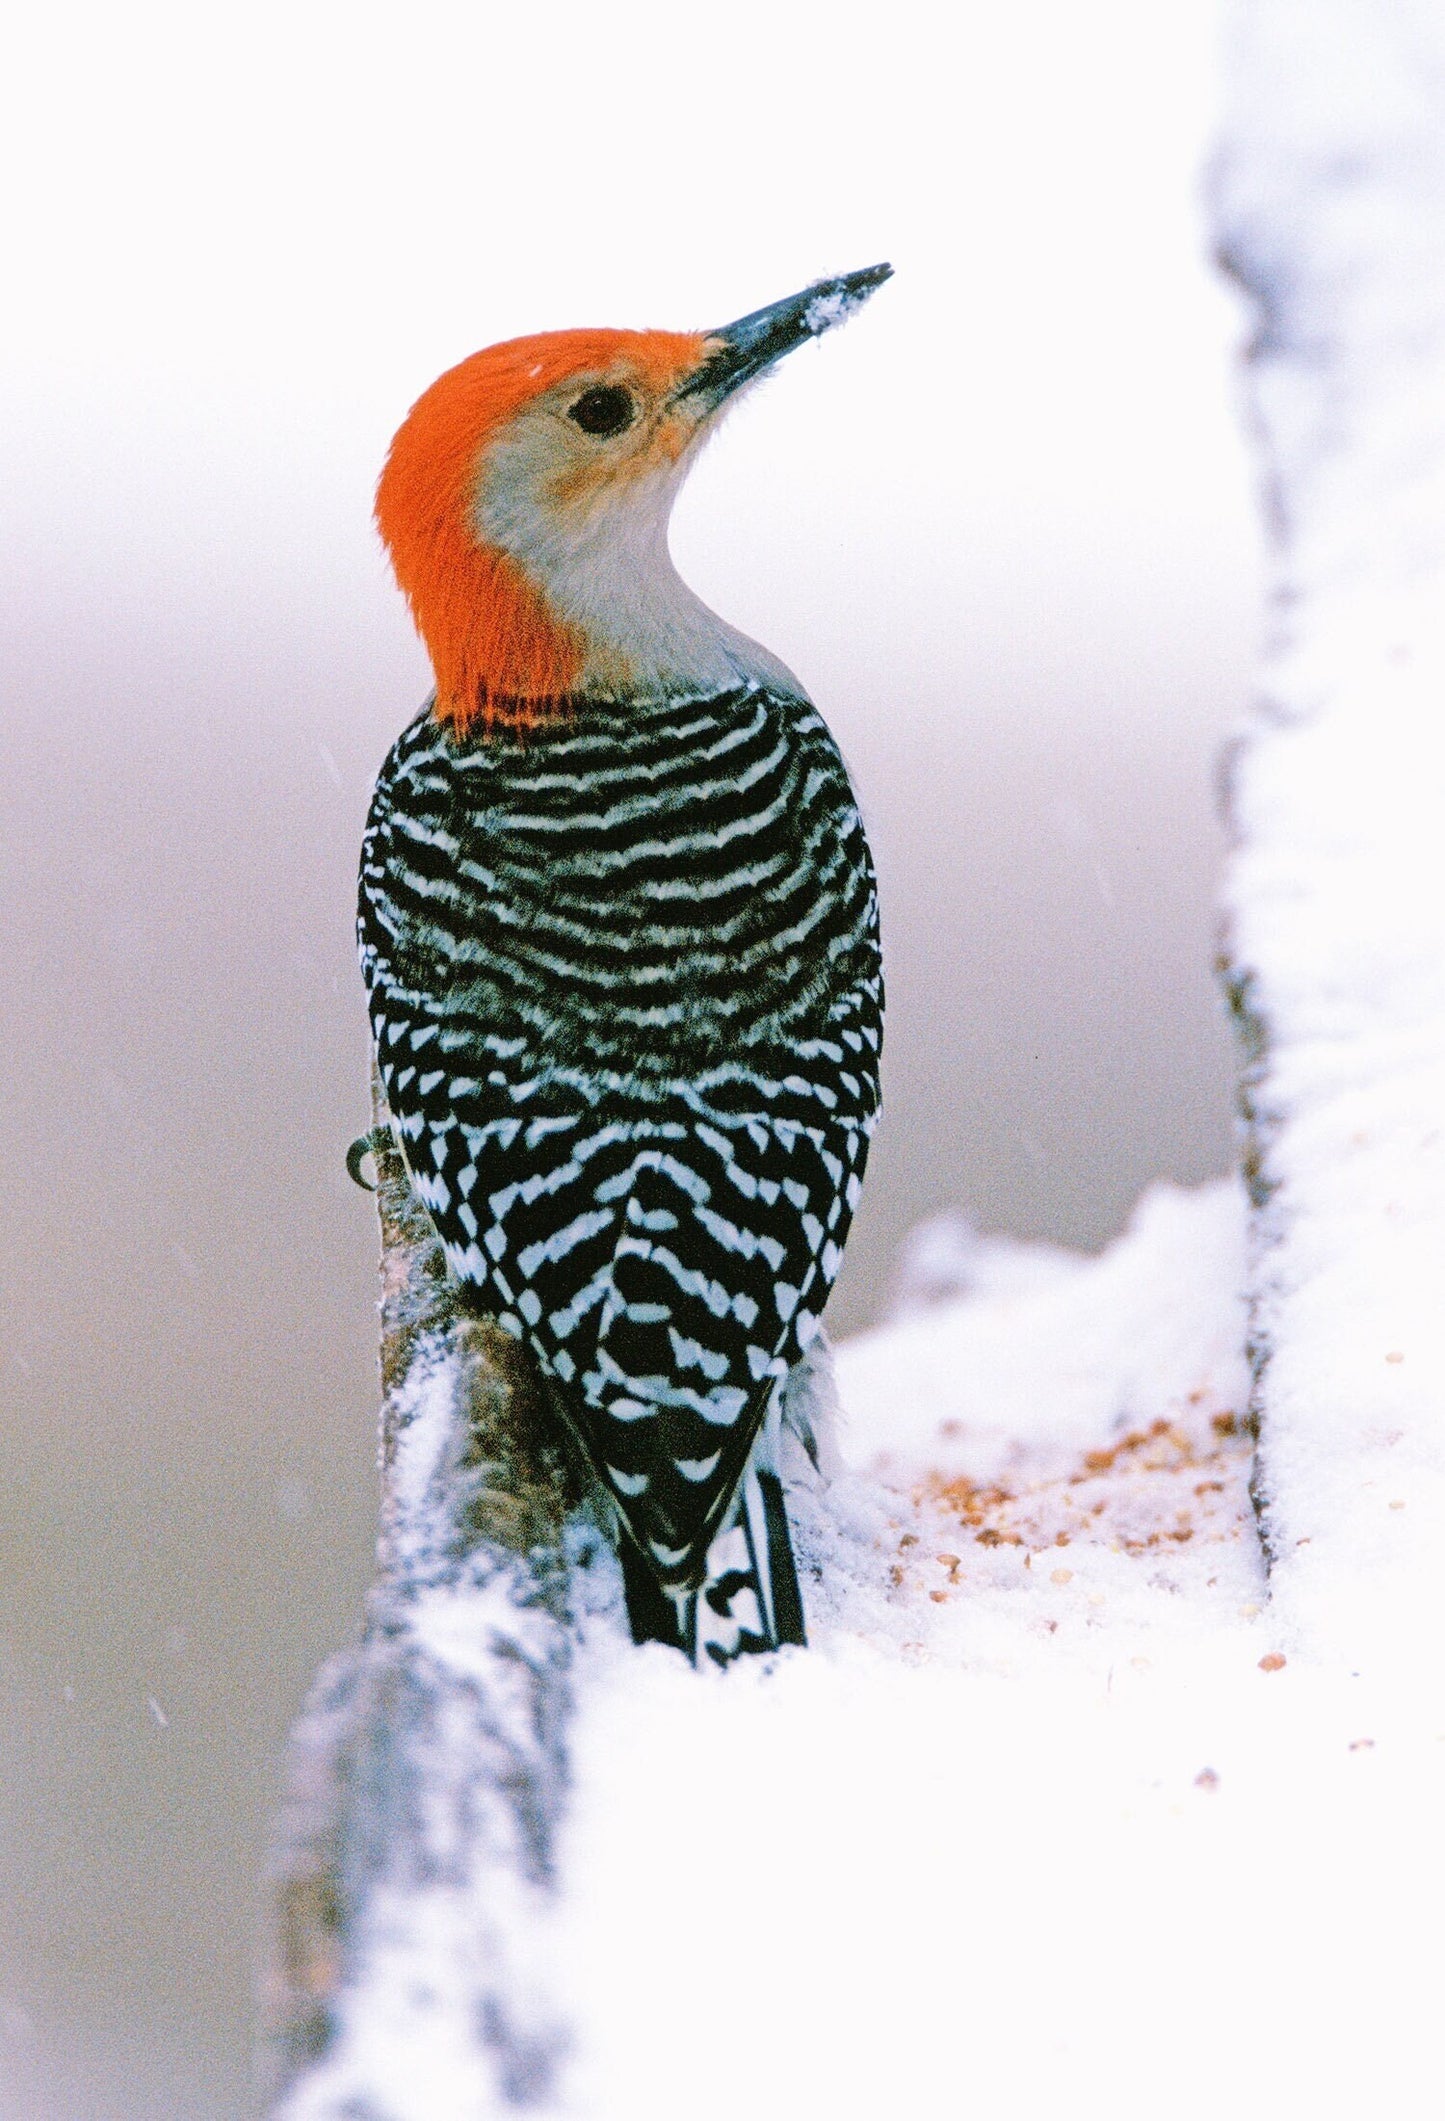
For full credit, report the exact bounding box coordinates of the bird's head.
[375,264,892,732]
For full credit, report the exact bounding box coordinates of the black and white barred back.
[358,684,883,1662]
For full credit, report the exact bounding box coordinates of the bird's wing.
[391,1061,866,1590]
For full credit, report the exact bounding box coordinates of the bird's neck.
[524,524,803,707]
[442,470,803,730]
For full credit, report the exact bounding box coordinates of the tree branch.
[261,1072,588,2117]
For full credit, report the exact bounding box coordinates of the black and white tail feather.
[607,1357,834,1665]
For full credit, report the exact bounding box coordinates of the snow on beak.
[675,262,893,412]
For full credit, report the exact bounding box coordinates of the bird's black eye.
[568,385,636,437]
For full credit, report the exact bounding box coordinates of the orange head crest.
[374,267,893,733]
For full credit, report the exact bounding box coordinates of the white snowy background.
[16,0,1437,2115]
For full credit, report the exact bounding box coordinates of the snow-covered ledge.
[1213,0,1445,1667]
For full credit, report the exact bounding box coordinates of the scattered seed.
[1258,1652,1286,1673]
[1051,1568,1073,1585]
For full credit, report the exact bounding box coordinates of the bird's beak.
[675,262,893,412]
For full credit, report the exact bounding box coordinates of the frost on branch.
[261,1078,620,2119]
[1212,0,1445,1665]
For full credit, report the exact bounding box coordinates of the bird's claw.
[346,1127,390,1191]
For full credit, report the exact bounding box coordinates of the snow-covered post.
[1213,0,1445,1664]
[261,1078,581,2116]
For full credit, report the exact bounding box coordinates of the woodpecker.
[359,266,888,1665]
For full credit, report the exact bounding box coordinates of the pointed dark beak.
[676,262,893,409]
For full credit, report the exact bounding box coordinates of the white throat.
[474,451,805,704]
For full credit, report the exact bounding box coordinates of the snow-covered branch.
[1213,0,1445,1665]
[261,1081,601,2117]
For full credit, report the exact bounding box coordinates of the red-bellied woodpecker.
[359,266,889,1664]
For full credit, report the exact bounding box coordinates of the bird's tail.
[620,1405,808,1668]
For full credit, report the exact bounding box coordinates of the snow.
[839,1180,1248,1488]
[551,1177,1445,2118]
[802,287,860,336]
[1211,0,1445,1672]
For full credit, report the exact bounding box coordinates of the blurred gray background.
[1,1,1258,2113]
